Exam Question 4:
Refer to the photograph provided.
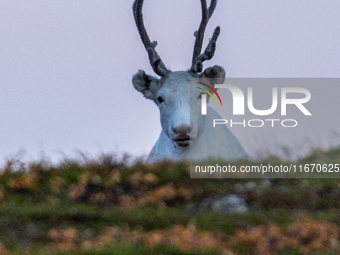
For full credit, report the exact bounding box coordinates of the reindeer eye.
[157,97,164,104]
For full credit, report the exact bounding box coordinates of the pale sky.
[0,1,339,164]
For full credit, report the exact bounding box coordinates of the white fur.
[147,105,246,162]
[133,69,247,163]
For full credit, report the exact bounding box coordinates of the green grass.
[0,147,339,254]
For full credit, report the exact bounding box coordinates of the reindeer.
[132,0,246,162]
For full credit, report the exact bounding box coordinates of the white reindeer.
[132,0,246,162]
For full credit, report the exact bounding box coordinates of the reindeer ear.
[132,70,161,102]
[199,65,226,90]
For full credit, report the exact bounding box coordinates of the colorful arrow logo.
[196,82,222,106]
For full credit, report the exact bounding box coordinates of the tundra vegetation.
[0,147,340,254]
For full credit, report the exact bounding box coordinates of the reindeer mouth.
[173,138,191,147]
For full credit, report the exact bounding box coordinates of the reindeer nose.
[172,123,192,137]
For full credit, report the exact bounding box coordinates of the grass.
[0,147,339,254]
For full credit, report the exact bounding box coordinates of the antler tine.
[133,0,170,77]
[207,0,217,19]
[190,26,220,73]
[191,0,218,72]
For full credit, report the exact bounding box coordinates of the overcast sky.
[0,1,339,164]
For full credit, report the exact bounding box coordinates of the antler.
[133,0,170,77]
[191,0,220,73]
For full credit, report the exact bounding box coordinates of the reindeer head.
[132,0,225,147]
